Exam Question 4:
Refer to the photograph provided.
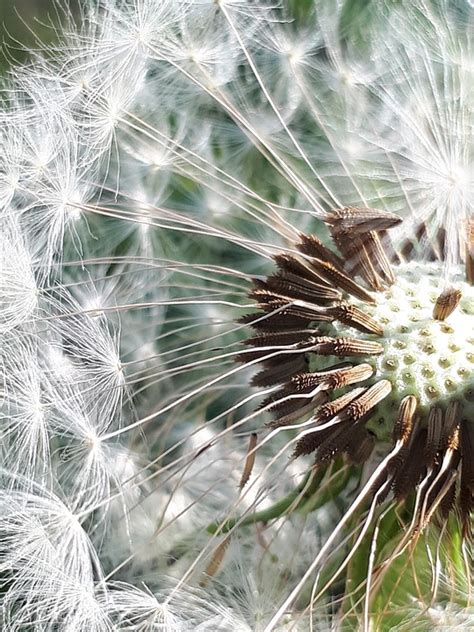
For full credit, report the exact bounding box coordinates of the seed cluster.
[318,262,474,438]
[240,207,474,537]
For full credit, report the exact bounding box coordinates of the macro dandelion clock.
[1,0,473,630]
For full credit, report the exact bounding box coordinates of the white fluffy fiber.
[0,1,472,629]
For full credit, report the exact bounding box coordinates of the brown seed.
[392,395,417,443]
[392,427,427,500]
[307,258,376,304]
[315,387,366,423]
[297,233,345,269]
[436,227,446,261]
[251,355,308,387]
[416,222,438,261]
[317,363,374,390]
[458,485,473,539]
[244,329,318,348]
[328,303,383,335]
[331,228,386,291]
[273,254,331,288]
[239,433,257,490]
[265,272,341,303]
[288,363,351,391]
[200,536,231,585]
[346,429,376,464]
[327,206,402,232]
[356,234,386,290]
[253,295,335,323]
[400,236,415,261]
[257,302,321,322]
[433,287,462,321]
[360,231,396,286]
[379,229,401,265]
[286,389,363,450]
[421,468,459,530]
[441,401,460,451]
[338,380,392,422]
[424,407,443,466]
[312,336,384,357]
[283,363,372,392]
[292,422,336,458]
[289,300,340,322]
[248,285,281,303]
[260,384,327,416]
[400,222,437,261]
[330,227,364,276]
[267,392,330,429]
[313,422,353,463]
[439,468,459,518]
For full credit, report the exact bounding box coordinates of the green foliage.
[0,0,78,70]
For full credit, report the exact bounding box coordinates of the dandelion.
[0,0,473,630]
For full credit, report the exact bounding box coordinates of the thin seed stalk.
[207,460,351,535]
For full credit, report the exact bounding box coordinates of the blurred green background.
[0,0,375,71]
[0,0,78,70]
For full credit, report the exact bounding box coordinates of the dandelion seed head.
[324,262,474,421]
[202,188,234,218]
[202,303,224,326]
[0,486,105,630]
[1,0,473,628]
[281,43,306,68]
[359,1,474,280]
[424,602,474,629]
[83,293,106,316]
[85,430,102,453]
[201,515,325,631]
[0,219,38,332]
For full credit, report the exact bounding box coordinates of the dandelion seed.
[0,218,37,332]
